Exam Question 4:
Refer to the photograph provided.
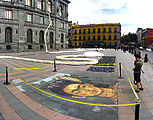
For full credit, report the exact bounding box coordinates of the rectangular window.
[27,14,32,22]
[40,16,44,24]
[98,28,101,33]
[88,36,90,40]
[79,42,81,46]
[93,35,95,40]
[50,19,53,26]
[61,22,64,28]
[83,29,86,34]
[109,35,111,40]
[88,29,90,34]
[38,0,43,9]
[75,42,77,47]
[114,35,117,40]
[79,29,81,34]
[103,35,106,40]
[114,28,117,33]
[50,45,53,48]
[25,0,32,6]
[83,36,85,41]
[93,29,95,34]
[74,30,77,34]
[40,45,43,49]
[5,10,12,19]
[103,28,106,33]
[79,36,81,40]
[109,28,111,33]
[6,45,11,50]
[3,0,12,2]
[28,45,32,49]
[98,35,101,40]
[48,2,52,12]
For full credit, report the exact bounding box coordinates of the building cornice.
[72,23,121,28]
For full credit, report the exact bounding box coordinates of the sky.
[68,0,153,35]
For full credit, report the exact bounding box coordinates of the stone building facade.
[0,0,70,53]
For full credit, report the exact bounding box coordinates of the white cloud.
[68,0,153,35]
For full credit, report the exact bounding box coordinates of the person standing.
[133,54,143,92]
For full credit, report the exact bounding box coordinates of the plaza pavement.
[0,49,153,120]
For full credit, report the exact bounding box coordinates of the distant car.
[146,48,152,51]
[139,47,144,50]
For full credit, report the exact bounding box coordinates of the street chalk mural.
[43,73,117,101]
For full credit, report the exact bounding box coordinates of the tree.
[68,38,72,48]
[121,32,137,44]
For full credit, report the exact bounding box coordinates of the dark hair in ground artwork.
[43,80,80,96]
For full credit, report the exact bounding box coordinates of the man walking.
[133,54,143,92]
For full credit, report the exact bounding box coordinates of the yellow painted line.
[56,60,119,66]
[121,65,139,100]
[96,63,119,66]
[56,60,96,65]
[13,67,45,70]
[8,69,139,107]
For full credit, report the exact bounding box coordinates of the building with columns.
[0,0,70,53]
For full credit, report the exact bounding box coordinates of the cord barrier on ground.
[121,65,139,100]
[7,63,140,107]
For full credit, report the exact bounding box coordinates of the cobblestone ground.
[0,49,153,120]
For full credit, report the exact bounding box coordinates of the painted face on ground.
[63,83,102,96]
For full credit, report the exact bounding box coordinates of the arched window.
[27,29,33,43]
[5,27,12,43]
[48,1,52,12]
[50,32,53,44]
[61,33,64,43]
[39,30,44,43]
[59,5,63,16]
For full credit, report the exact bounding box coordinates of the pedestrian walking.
[133,54,144,92]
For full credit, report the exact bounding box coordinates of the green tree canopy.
[121,32,137,44]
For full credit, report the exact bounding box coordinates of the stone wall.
[0,0,70,52]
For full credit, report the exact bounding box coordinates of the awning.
[112,42,117,45]
[100,43,105,45]
[83,41,101,45]
[106,42,111,45]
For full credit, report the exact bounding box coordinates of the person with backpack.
[133,54,144,92]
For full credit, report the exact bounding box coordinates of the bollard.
[53,58,57,72]
[134,50,137,56]
[144,54,148,62]
[118,63,123,79]
[131,49,133,54]
[135,99,140,120]
[4,67,10,85]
